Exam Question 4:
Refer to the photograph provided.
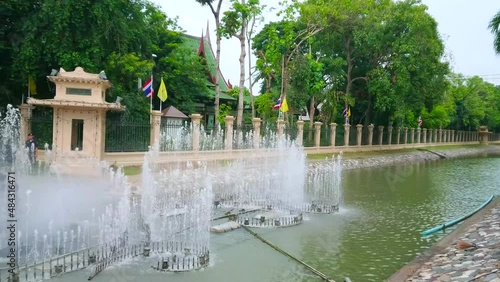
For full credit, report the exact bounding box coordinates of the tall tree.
[488,10,500,55]
[220,0,262,128]
[195,0,224,129]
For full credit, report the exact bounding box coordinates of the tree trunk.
[237,22,246,129]
[247,27,255,118]
[344,36,353,98]
[308,96,315,142]
[214,15,221,129]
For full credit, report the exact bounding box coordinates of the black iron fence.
[105,119,151,152]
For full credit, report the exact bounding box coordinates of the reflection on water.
[59,155,500,282]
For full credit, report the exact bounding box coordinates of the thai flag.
[142,77,154,98]
[273,98,281,109]
[342,106,348,117]
[418,116,423,126]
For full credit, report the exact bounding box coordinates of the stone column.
[410,128,415,143]
[19,104,32,144]
[296,120,305,147]
[433,129,438,143]
[356,124,363,146]
[330,123,337,147]
[423,128,427,144]
[368,124,374,146]
[189,113,202,151]
[314,122,322,147]
[396,127,401,145]
[445,130,449,142]
[387,126,393,145]
[378,126,384,145]
[224,116,235,150]
[344,124,351,146]
[150,110,162,147]
[252,117,262,149]
[404,127,408,144]
[451,130,455,142]
[277,119,285,139]
[417,128,421,144]
[438,128,442,143]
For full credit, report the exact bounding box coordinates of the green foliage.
[254,93,277,121]
[489,10,500,55]
[217,104,232,125]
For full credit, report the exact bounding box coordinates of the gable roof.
[182,32,235,101]
[161,106,188,119]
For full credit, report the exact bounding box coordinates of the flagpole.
[159,76,162,113]
[150,75,153,125]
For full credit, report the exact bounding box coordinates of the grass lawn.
[123,166,141,176]
[306,143,487,160]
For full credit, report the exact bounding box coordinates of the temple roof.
[182,33,235,101]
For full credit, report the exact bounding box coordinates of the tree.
[488,10,500,55]
[195,0,224,129]
[220,0,263,128]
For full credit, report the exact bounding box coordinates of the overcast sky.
[153,0,500,90]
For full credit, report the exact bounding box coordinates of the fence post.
[330,123,337,147]
[417,128,421,144]
[224,116,235,150]
[451,130,455,142]
[438,128,443,142]
[356,124,363,146]
[150,110,162,147]
[190,114,202,151]
[368,124,374,146]
[344,124,351,146]
[404,127,408,144]
[387,126,393,145]
[410,128,415,144]
[423,128,427,144]
[252,118,262,149]
[19,104,32,144]
[396,127,401,145]
[314,122,322,147]
[297,120,304,146]
[378,126,384,145]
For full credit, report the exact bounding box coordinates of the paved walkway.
[400,200,500,282]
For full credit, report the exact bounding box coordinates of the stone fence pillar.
[314,122,322,147]
[438,128,442,142]
[410,128,415,143]
[356,124,363,146]
[451,130,455,142]
[433,129,437,143]
[404,127,408,144]
[224,116,235,150]
[190,113,202,151]
[396,127,401,145]
[19,104,31,144]
[368,124,374,146]
[330,123,337,147]
[277,119,285,139]
[296,120,304,147]
[378,126,384,145]
[423,128,427,144]
[417,128,421,144]
[344,124,351,146]
[150,110,162,147]
[252,117,262,149]
[387,126,393,145]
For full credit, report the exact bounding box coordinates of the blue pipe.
[421,195,495,236]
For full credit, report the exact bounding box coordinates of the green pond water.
[57,153,500,282]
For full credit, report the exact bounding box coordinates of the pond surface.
[58,154,500,282]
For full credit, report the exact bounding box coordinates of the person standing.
[25,133,38,165]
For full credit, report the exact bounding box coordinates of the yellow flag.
[347,107,351,117]
[280,97,289,112]
[28,76,37,95]
[158,78,168,102]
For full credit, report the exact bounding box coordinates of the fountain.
[0,104,343,281]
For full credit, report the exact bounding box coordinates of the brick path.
[407,205,500,282]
